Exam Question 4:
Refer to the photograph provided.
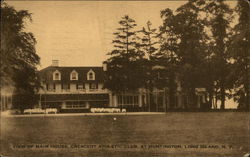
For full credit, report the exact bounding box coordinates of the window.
[55,73,59,80]
[53,70,61,80]
[117,95,139,105]
[47,83,55,91]
[71,73,77,80]
[65,101,86,108]
[70,70,78,80]
[62,84,70,91]
[77,83,85,90]
[89,73,93,80]
[89,83,98,89]
[87,69,95,80]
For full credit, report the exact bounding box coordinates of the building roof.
[39,66,105,83]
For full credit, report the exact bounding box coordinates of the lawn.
[0,112,249,157]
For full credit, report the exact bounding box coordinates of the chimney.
[103,61,107,71]
[52,60,59,67]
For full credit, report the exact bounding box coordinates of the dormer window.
[55,73,59,79]
[89,73,93,80]
[70,70,78,80]
[72,73,77,80]
[87,69,95,80]
[53,70,61,80]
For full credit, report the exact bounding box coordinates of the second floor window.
[70,71,78,80]
[47,83,55,91]
[55,73,59,79]
[62,84,70,90]
[88,73,94,80]
[89,83,98,89]
[87,70,95,80]
[77,83,85,90]
[53,70,61,80]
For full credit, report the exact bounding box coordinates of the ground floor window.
[89,101,109,108]
[47,83,55,91]
[76,83,85,90]
[117,95,139,106]
[65,101,86,108]
[0,95,12,110]
[89,83,98,90]
[62,84,70,91]
[41,102,62,109]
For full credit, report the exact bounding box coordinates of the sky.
[6,1,186,69]
[6,0,238,108]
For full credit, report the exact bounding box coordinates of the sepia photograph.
[0,0,249,156]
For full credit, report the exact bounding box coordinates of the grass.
[1,112,249,157]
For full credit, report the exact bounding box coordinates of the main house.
[38,60,207,112]
[39,60,149,112]
[38,60,109,112]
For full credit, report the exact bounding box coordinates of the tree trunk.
[244,81,249,111]
[220,81,225,109]
[168,74,175,109]
[244,60,250,111]
[189,87,196,109]
[208,88,213,109]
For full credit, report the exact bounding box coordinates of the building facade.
[38,60,110,112]
[0,85,13,111]
[38,60,207,112]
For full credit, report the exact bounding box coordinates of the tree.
[158,8,179,109]
[229,0,250,110]
[204,0,234,109]
[139,21,158,60]
[104,15,146,93]
[1,3,40,112]
[137,21,159,111]
[159,1,209,109]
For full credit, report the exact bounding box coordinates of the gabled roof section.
[87,69,94,74]
[71,69,78,74]
[39,66,105,83]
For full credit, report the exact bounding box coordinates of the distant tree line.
[104,0,250,111]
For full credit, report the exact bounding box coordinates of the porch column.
[109,93,113,107]
[139,94,142,107]
[114,95,118,107]
[3,95,6,111]
[197,95,201,108]
[163,88,166,112]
